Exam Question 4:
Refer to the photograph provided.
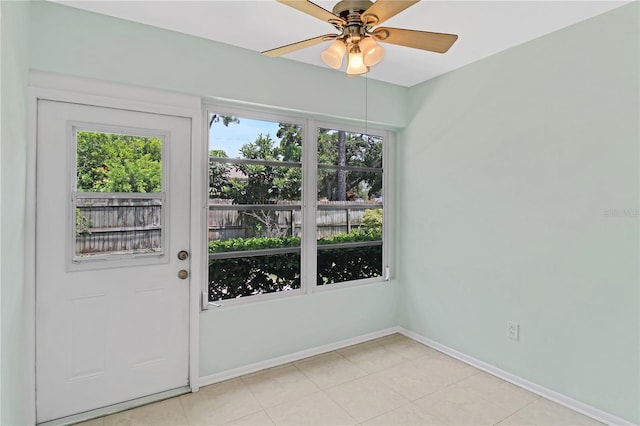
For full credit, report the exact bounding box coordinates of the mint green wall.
[1,1,30,424]
[399,3,639,423]
[29,2,407,129]
[201,284,398,375]
[28,0,400,380]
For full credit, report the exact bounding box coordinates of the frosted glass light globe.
[321,40,347,69]
[346,50,368,75]
[360,37,385,67]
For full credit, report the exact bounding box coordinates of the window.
[207,109,389,304]
[73,128,166,263]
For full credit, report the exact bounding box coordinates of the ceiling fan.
[262,0,458,75]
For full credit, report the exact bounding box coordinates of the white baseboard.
[397,327,634,426]
[198,327,400,387]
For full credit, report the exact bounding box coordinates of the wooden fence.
[75,197,162,256]
[76,198,381,255]
[208,200,381,240]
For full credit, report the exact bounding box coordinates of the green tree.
[209,149,230,198]
[317,129,382,201]
[76,131,162,193]
[209,114,239,128]
[275,123,303,201]
[208,114,240,197]
[276,123,303,162]
[226,133,301,204]
[219,134,301,237]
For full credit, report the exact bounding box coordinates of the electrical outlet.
[507,321,519,340]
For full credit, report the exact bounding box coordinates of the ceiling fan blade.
[277,0,346,26]
[262,34,337,57]
[361,0,420,26]
[374,27,458,53]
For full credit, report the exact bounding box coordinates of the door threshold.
[37,386,191,426]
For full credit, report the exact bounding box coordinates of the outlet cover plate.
[507,321,519,340]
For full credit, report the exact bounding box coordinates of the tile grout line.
[175,394,190,426]
[318,388,360,426]
[491,396,542,426]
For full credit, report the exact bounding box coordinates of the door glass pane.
[76,131,162,193]
[74,130,164,259]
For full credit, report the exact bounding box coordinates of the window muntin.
[208,115,303,301]
[73,129,165,261]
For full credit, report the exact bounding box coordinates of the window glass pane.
[210,163,302,204]
[317,129,382,168]
[208,207,302,242]
[318,245,382,286]
[209,253,301,301]
[316,205,383,286]
[317,170,383,203]
[74,130,164,259]
[316,206,382,239]
[208,114,302,301]
[210,116,302,162]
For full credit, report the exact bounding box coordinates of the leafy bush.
[209,236,300,253]
[209,236,300,300]
[317,244,382,286]
[75,208,92,236]
[209,230,382,301]
[209,252,300,300]
[317,229,382,285]
[361,208,383,233]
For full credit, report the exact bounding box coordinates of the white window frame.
[202,105,392,309]
[312,119,390,293]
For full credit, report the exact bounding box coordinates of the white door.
[36,100,191,423]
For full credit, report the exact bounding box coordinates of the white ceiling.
[51,0,628,87]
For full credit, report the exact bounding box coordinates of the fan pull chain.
[365,73,369,137]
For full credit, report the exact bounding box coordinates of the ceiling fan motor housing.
[332,0,376,45]
[332,0,374,21]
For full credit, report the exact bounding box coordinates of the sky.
[209,116,281,158]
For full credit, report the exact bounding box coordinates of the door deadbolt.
[177,250,189,260]
[177,269,189,280]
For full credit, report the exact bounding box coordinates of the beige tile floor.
[78,334,602,426]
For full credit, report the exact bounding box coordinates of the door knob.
[177,250,189,260]
[177,269,189,279]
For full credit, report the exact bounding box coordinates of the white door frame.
[25,72,205,424]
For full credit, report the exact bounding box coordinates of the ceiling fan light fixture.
[264,0,458,77]
[346,47,369,75]
[321,39,347,69]
[359,36,384,66]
